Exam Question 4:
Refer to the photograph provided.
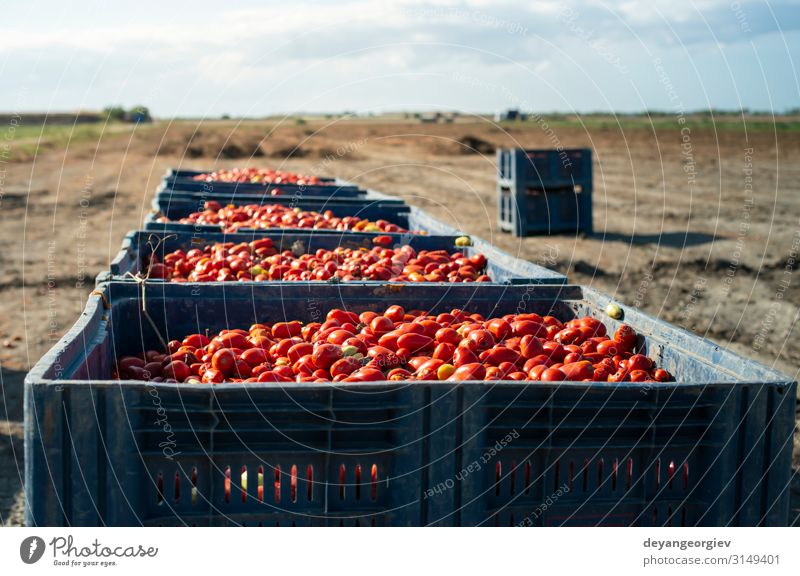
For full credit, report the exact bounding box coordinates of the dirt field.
[1,117,798,525]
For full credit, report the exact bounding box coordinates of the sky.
[1,0,798,117]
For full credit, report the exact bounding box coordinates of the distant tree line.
[103,105,152,123]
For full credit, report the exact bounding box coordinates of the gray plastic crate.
[497,148,593,236]
[96,230,566,285]
[25,283,795,526]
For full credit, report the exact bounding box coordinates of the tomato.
[396,333,433,354]
[287,342,314,363]
[119,356,146,371]
[437,363,456,380]
[272,321,303,339]
[434,327,461,346]
[163,360,191,382]
[560,361,594,381]
[366,346,401,369]
[653,369,672,382]
[466,329,495,352]
[432,342,455,362]
[511,320,547,338]
[215,332,251,350]
[351,368,385,382]
[453,346,480,367]
[407,356,431,370]
[327,309,360,326]
[415,358,444,380]
[233,359,252,379]
[519,335,544,359]
[553,328,583,345]
[369,316,394,336]
[327,329,355,346]
[486,318,512,341]
[480,346,521,367]
[627,354,653,372]
[257,371,291,383]
[542,341,566,362]
[182,333,210,349]
[595,339,620,357]
[312,344,343,370]
[448,363,486,381]
[527,364,548,380]
[540,367,566,382]
[212,349,236,375]
[240,348,268,367]
[142,362,163,378]
[613,325,637,351]
[384,305,405,323]
[330,357,361,377]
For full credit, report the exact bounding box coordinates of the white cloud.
[0,0,797,115]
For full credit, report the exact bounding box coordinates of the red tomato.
[396,333,433,354]
[466,329,495,352]
[369,316,394,336]
[540,367,566,381]
[415,358,444,380]
[163,360,191,382]
[480,346,521,367]
[351,368,385,382]
[627,354,653,372]
[272,321,303,339]
[613,325,637,351]
[241,348,268,367]
[434,327,461,345]
[560,361,594,381]
[453,346,480,367]
[312,344,343,370]
[384,305,405,323]
[330,357,362,377]
[519,335,544,359]
[653,369,671,382]
[211,349,236,375]
[287,342,314,363]
[432,342,456,362]
[486,318,512,341]
[448,363,486,381]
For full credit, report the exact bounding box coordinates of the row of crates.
[25,162,796,527]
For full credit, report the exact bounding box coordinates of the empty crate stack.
[497,148,593,236]
[25,161,796,527]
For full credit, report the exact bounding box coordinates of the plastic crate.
[162,168,367,198]
[26,283,796,526]
[145,196,412,233]
[95,230,567,285]
[144,200,458,238]
[497,148,593,236]
[155,185,405,206]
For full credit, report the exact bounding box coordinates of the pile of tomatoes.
[115,307,672,384]
[192,168,325,186]
[148,237,491,283]
[158,201,408,234]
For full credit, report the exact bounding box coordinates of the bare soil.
[1,118,797,525]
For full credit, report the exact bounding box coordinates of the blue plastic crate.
[162,168,368,198]
[145,195,413,233]
[26,283,796,526]
[96,230,566,285]
[497,148,593,236]
[145,199,459,238]
[155,185,405,206]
